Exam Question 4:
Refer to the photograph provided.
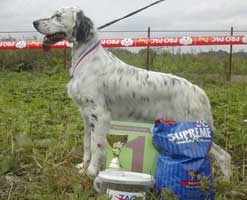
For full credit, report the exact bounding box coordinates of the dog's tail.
[210,143,232,180]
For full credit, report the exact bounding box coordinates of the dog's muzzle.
[33,20,66,51]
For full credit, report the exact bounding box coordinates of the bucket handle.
[93,177,102,193]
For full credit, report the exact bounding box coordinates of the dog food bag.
[153,120,215,200]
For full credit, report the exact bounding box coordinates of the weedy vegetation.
[0,48,246,199]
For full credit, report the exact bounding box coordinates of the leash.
[70,40,101,79]
[98,0,166,30]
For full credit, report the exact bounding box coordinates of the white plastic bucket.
[94,169,155,200]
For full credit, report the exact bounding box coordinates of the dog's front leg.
[86,106,111,176]
[76,110,91,173]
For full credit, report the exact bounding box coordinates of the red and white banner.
[0,35,247,50]
[101,35,247,47]
[0,40,70,50]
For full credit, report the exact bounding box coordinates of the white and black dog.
[33,7,231,178]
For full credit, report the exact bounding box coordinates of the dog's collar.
[70,40,101,79]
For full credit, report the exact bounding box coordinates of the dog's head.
[33,7,94,50]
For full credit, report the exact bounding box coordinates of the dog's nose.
[33,20,39,28]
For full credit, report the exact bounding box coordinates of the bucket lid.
[97,170,155,186]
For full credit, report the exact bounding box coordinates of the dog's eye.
[52,14,62,19]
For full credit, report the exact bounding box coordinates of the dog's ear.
[73,11,94,43]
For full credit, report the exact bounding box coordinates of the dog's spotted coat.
[33,7,231,178]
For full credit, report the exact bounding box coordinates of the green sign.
[106,121,157,176]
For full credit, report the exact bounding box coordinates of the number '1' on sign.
[106,121,157,175]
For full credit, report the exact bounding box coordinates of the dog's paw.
[76,162,88,175]
[86,165,99,176]
[75,162,85,170]
[78,168,86,174]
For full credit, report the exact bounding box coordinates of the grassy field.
[0,50,247,199]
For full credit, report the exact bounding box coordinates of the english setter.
[33,7,231,178]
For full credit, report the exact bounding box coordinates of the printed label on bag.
[167,127,212,144]
[107,188,145,200]
[167,120,213,144]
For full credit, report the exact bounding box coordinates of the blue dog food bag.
[153,120,215,200]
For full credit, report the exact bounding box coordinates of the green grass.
[0,71,106,199]
[110,48,247,75]
[0,49,246,199]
